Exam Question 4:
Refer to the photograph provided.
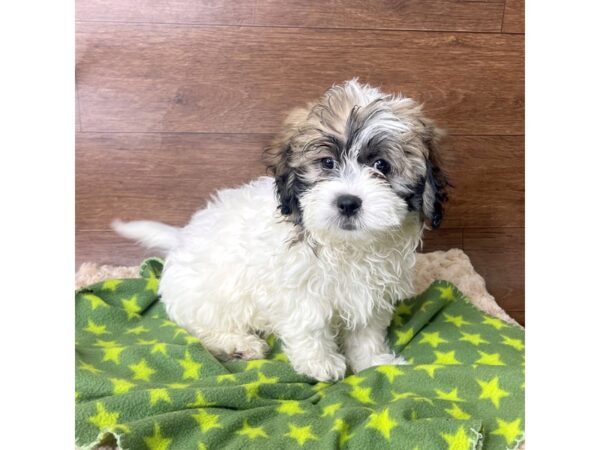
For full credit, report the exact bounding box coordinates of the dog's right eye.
[320,157,335,170]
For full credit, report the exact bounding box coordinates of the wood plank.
[463,228,524,312]
[76,0,505,33]
[76,133,523,230]
[76,23,524,135]
[502,0,525,33]
[507,310,525,326]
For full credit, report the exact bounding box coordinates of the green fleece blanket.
[76,258,524,450]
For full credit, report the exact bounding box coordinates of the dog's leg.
[195,330,270,361]
[277,318,347,382]
[343,308,408,373]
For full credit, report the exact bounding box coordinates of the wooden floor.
[75,0,524,324]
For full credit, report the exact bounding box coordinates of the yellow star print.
[491,417,522,445]
[102,346,125,364]
[477,376,510,408]
[459,332,489,346]
[237,419,268,439]
[94,339,119,348]
[501,335,525,351]
[350,385,375,404]
[475,351,505,366]
[216,373,237,383]
[84,319,110,335]
[110,378,135,394]
[144,423,171,450]
[129,358,156,382]
[482,316,508,330]
[137,338,158,345]
[178,351,202,380]
[192,409,222,433]
[83,293,108,310]
[88,402,129,432]
[277,400,305,415]
[101,279,122,291]
[414,364,444,378]
[78,361,102,375]
[433,350,461,365]
[121,295,142,319]
[246,360,269,370]
[151,343,168,356]
[343,375,365,386]
[145,272,159,293]
[125,325,149,335]
[168,383,189,389]
[396,302,413,315]
[366,408,397,440]
[440,426,471,450]
[443,314,472,328]
[445,403,471,420]
[332,418,352,446]
[436,285,455,300]
[149,388,172,406]
[435,388,465,402]
[272,352,289,362]
[376,365,404,383]
[285,424,317,446]
[184,335,200,344]
[321,402,342,417]
[395,328,414,345]
[160,320,178,328]
[391,391,433,405]
[244,372,278,400]
[419,331,449,348]
[187,391,215,407]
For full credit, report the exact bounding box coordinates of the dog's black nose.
[336,194,362,217]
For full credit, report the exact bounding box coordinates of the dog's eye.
[321,157,335,170]
[373,159,391,174]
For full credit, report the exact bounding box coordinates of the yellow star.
[187,391,215,407]
[102,346,126,364]
[246,360,269,370]
[376,365,404,383]
[419,331,449,348]
[110,378,135,394]
[332,418,352,446]
[414,364,444,378]
[144,423,171,450]
[343,375,365,386]
[365,408,397,440]
[477,376,510,408]
[145,272,159,293]
[459,332,489,346]
[277,400,305,415]
[321,402,342,417]
[101,279,122,292]
[445,403,471,420]
[149,388,172,406]
[137,338,159,345]
[173,328,189,339]
[121,295,142,319]
[82,293,108,310]
[285,424,317,446]
[244,372,278,400]
[94,339,119,348]
[191,409,222,433]
[391,391,417,401]
[237,419,268,439]
[312,382,331,393]
[151,343,168,356]
[125,325,149,335]
[84,319,110,335]
[78,361,101,375]
[272,352,289,362]
[475,351,505,366]
[184,335,200,344]
[160,320,178,328]
[168,383,189,389]
[216,373,237,383]
[436,285,455,300]
[88,402,129,432]
[491,417,522,445]
[350,385,375,404]
[433,350,461,365]
[178,351,202,380]
[434,388,465,402]
[396,302,413,315]
[501,335,525,351]
[422,300,436,309]
[482,316,508,330]
[440,426,471,450]
[392,314,405,326]
[129,358,156,382]
[443,314,472,328]
[395,328,414,346]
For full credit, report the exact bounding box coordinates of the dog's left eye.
[321,157,336,170]
[373,159,391,174]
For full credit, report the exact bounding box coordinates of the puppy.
[113,80,448,381]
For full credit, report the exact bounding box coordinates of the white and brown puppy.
[113,80,448,381]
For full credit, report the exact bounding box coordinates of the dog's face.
[264,80,448,240]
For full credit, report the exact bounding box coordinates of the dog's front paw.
[292,353,347,382]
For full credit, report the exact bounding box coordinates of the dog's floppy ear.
[420,120,449,229]
[263,108,308,225]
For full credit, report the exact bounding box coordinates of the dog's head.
[264,80,448,241]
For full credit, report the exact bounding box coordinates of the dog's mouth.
[338,218,358,231]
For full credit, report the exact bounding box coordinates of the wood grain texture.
[76,133,523,231]
[502,0,525,33]
[463,228,524,313]
[76,23,524,135]
[76,0,505,33]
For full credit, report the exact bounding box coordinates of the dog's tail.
[111,219,180,253]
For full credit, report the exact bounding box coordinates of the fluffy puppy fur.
[113,80,448,381]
